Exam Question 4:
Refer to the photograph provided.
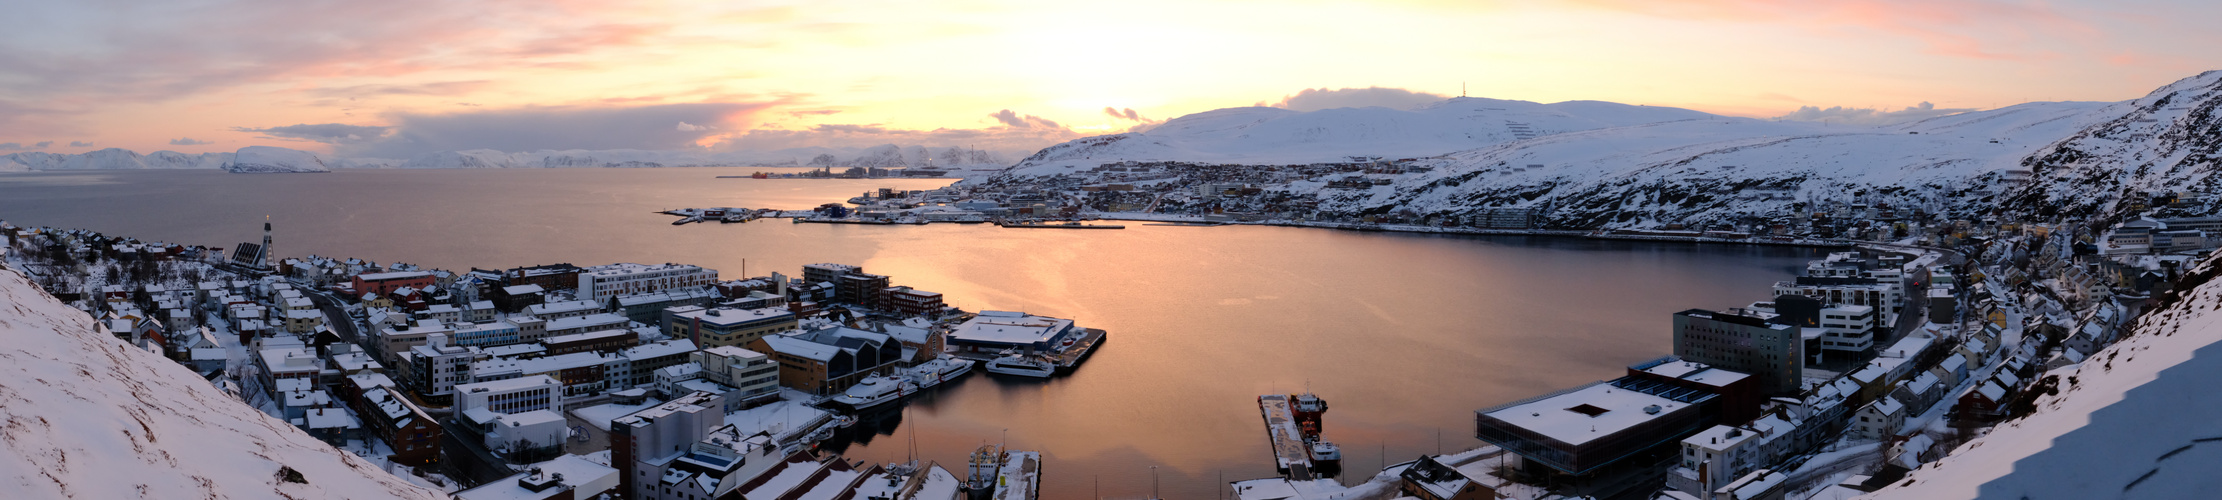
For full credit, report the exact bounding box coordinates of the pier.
[1258,395,1316,480]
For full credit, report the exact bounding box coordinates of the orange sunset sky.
[4,0,2219,158]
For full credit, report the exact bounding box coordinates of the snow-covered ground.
[1869,258,2222,499]
[0,266,442,499]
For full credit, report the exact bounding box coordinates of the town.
[1,183,2213,500]
[0,218,1108,500]
[1226,206,2214,499]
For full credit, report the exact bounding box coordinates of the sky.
[2,0,2219,159]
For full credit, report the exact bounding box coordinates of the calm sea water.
[0,168,1820,498]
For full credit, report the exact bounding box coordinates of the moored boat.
[830,375,917,411]
[984,354,1055,378]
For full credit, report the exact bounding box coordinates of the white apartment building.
[455,375,563,415]
[577,263,718,302]
[694,346,781,402]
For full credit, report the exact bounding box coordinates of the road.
[296,282,366,346]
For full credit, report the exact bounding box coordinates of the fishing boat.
[830,375,917,411]
[984,353,1055,378]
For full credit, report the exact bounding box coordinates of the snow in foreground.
[0,266,440,500]
[1868,259,2222,499]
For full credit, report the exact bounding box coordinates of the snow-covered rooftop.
[1481,382,1687,446]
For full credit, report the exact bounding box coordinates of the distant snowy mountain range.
[1,144,1017,173]
[995,70,2222,228]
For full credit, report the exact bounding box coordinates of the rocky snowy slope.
[1350,99,2122,227]
[223,146,331,173]
[2003,70,2222,225]
[1007,98,1718,173]
[1867,256,2222,499]
[0,266,440,500]
[1,148,233,171]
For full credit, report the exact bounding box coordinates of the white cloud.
[1776,101,1975,126]
[1272,87,1449,112]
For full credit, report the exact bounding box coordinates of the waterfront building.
[454,375,562,415]
[750,328,904,394]
[1673,309,1802,395]
[1473,377,1719,479]
[577,263,718,302]
[662,306,798,349]
[879,286,946,317]
[946,311,1083,355]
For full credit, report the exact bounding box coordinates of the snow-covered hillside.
[224,146,331,173]
[1007,98,1717,174]
[2004,70,2222,225]
[1867,256,2222,499]
[0,266,440,499]
[987,72,2222,228]
[1357,100,2121,227]
[1,148,234,171]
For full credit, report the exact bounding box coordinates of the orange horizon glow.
[3,0,2218,157]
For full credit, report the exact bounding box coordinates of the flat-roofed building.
[577,263,717,302]
[945,310,1081,354]
[1474,377,1719,477]
[1674,309,1803,395]
[455,374,562,415]
[694,346,780,404]
[662,306,797,349]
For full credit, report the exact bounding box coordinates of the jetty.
[1259,395,1316,480]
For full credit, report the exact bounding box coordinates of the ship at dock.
[1258,392,1341,480]
[963,444,1040,500]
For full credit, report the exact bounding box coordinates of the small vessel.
[721,213,749,223]
[1309,440,1341,463]
[984,353,1055,378]
[830,375,917,411]
[834,415,858,428]
[911,357,977,390]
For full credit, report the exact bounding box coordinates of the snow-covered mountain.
[0,267,441,500]
[1869,256,2222,499]
[2003,70,2222,225]
[993,71,2222,228]
[0,148,233,171]
[1008,98,1718,173]
[224,146,331,173]
[1348,99,2121,227]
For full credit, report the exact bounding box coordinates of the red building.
[356,386,443,465]
[352,271,436,296]
[878,286,945,317]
